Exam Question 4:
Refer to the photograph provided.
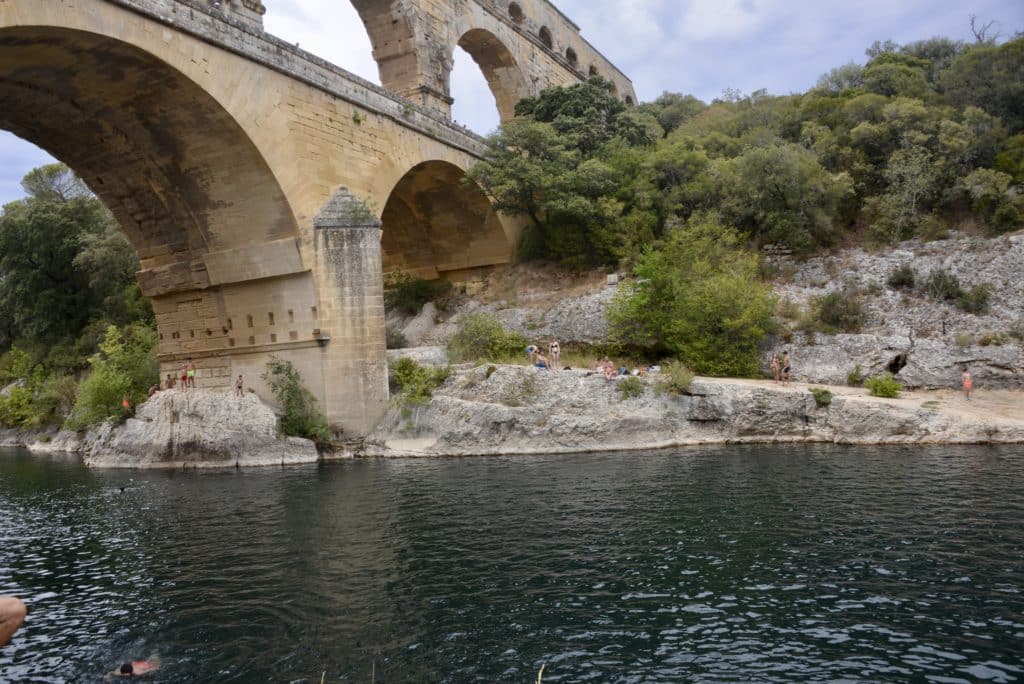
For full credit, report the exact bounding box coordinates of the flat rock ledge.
[366,365,1024,457]
[81,389,318,468]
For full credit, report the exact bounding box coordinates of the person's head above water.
[120,663,133,675]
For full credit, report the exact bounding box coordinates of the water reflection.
[1,445,1022,682]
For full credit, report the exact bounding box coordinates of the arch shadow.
[380,161,511,279]
[0,25,298,291]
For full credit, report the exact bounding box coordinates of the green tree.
[261,356,330,441]
[66,324,158,429]
[608,216,776,376]
[942,38,1024,133]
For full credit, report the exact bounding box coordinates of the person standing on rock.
[180,362,189,390]
[781,351,791,384]
[549,339,561,371]
[962,367,973,401]
[235,374,244,397]
[186,359,197,388]
[770,354,780,383]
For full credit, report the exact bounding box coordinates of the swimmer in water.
[106,657,160,679]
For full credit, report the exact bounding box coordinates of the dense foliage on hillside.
[469,35,1023,267]
[466,31,1022,373]
[0,164,156,428]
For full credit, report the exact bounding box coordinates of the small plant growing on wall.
[262,356,330,442]
[352,111,366,125]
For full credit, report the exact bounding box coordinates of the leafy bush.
[955,284,992,314]
[447,313,528,362]
[846,364,864,387]
[617,375,644,400]
[809,387,833,407]
[383,272,453,315]
[1010,318,1024,342]
[261,356,330,442]
[865,373,903,398]
[65,325,158,430]
[954,332,973,347]
[608,217,775,377]
[922,268,963,301]
[813,290,866,332]
[390,357,451,407]
[887,264,916,290]
[655,360,695,395]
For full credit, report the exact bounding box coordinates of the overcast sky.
[1,0,1021,204]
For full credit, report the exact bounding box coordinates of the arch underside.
[351,2,529,122]
[0,26,299,295]
[381,161,510,279]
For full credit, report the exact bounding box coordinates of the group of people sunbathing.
[524,342,658,379]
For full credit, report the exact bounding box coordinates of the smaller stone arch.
[566,47,578,68]
[538,26,553,50]
[508,2,525,24]
[625,95,635,106]
[588,65,599,77]
[456,28,530,121]
[380,161,511,279]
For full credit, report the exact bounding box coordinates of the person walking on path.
[548,340,561,371]
[781,351,791,383]
[770,354,780,383]
[962,367,973,401]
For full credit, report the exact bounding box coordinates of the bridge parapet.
[107,0,488,156]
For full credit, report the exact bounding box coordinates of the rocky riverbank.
[366,365,1024,457]
[1,390,318,468]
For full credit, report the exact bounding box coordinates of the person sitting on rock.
[535,353,551,370]
[0,596,26,646]
[525,345,539,365]
[603,357,616,380]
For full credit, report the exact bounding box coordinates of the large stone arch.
[455,28,530,122]
[0,25,301,296]
[380,161,512,280]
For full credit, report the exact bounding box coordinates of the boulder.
[82,389,318,468]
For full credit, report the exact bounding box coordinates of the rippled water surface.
[2,445,1023,682]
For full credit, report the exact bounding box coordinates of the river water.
[1,444,1022,683]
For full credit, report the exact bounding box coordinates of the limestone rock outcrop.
[82,389,318,468]
[366,365,1024,456]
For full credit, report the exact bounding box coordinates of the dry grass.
[473,263,608,306]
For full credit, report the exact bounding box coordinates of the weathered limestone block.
[82,389,318,468]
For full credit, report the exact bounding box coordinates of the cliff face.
[768,232,1024,389]
[81,390,318,468]
[388,232,1024,391]
[366,365,1024,457]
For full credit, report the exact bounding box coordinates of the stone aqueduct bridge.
[0,0,635,434]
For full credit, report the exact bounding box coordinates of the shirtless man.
[106,658,160,679]
[0,596,26,646]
